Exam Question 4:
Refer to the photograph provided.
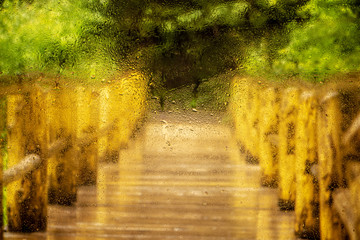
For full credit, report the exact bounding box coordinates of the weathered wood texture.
[120,72,148,137]
[97,74,148,163]
[4,154,41,186]
[258,87,280,187]
[333,189,358,240]
[103,84,123,163]
[7,89,48,232]
[278,87,300,211]
[97,86,110,162]
[229,78,250,155]
[0,97,6,240]
[98,85,121,163]
[295,91,319,238]
[230,77,360,239]
[6,94,24,232]
[2,72,148,236]
[75,87,99,185]
[317,92,344,240]
[245,86,260,164]
[47,89,78,205]
[338,87,360,240]
[335,161,360,240]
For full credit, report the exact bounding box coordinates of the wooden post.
[244,81,260,164]
[6,93,25,231]
[0,155,2,239]
[233,77,250,154]
[47,88,78,205]
[335,161,360,240]
[121,72,148,140]
[98,86,110,162]
[0,96,6,240]
[278,87,300,210]
[116,78,135,149]
[229,77,241,141]
[317,91,344,240]
[295,91,320,238]
[105,83,122,163]
[7,88,48,232]
[258,87,280,187]
[75,86,98,185]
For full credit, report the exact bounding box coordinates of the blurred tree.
[272,0,360,81]
[0,0,112,79]
[102,0,308,91]
[0,0,314,84]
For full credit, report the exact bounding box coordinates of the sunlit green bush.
[3,0,358,84]
[272,0,360,81]
[0,0,115,80]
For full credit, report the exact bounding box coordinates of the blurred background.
[1,0,360,109]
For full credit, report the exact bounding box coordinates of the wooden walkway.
[5,112,300,240]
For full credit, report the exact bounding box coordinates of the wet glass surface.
[2,0,360,239]
[5,112,299,240]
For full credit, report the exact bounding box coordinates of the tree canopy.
[273,0,360,80]
[103,0,308,87]
[0,0,360,84]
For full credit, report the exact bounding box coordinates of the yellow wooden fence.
[2,71,148,236]
[230,76,360,240]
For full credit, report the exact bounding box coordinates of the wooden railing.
[0,72,148,239]
[3,121,115,186]
[230,77,360,240]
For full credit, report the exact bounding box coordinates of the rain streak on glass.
[1,0,360,239]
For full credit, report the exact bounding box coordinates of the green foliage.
[269,0,360,81]
[197,71,233,110]
[104,0,307,88]
[190,98,197,109]
[0,0,115,80]
[4,0,357,84]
